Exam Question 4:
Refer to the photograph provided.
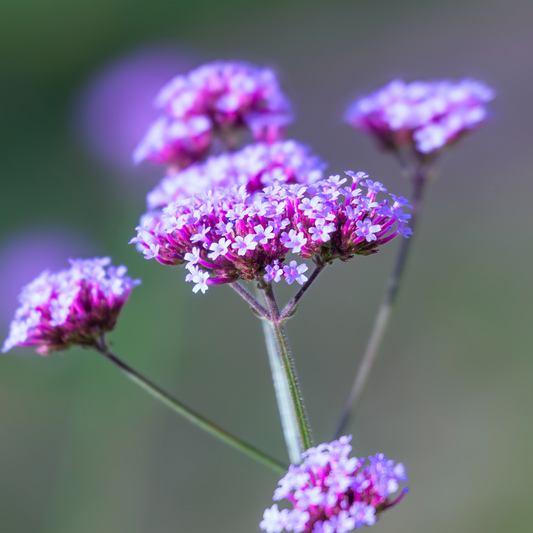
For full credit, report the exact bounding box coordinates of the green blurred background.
[1,0,532,531]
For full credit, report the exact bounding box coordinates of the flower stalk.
[230,282,270,319]
[254,261,323,464]
[260,282,313,458]
[279,260,325,322]
[94,336,287,474]
[334,166,428,438]
[260,316,304,465]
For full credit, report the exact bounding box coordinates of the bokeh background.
[1,0,532,531]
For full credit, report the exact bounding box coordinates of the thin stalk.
[256,287,303,464]
[280,262,325,322]
[229,282,270,319]
[93,337,286,474]
[334,169,427,438]
[262,283,313,454]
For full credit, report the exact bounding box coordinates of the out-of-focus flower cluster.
[345,79,494,155]
[133,114,213,170]
[146,140,326,209]
[2,258,140,355]
[260,436,408,533]
[134,61,293,170]
[131,172,412,293]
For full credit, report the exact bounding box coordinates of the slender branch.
[93,337,287,474]
[229,282,270,319]
[280,261,325,322]
[262,283,313,455]
[334,167,428,438]
[256,288,304,464]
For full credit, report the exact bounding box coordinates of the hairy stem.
[94,337,286,473]
[230,282,270,319]
[262,283,313,456]
[280,261,325,322]
[256,287,304,464]
[334,168,427,438]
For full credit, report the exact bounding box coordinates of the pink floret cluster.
[134,61,293,169]
[146,140,325,210]
[2,258,141,355]
[131,172,412,294]
[133,114,212,170]
[345,78,494,154]
[260,436,408,533]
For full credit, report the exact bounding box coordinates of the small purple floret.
[283,261,309,285]
[265,261,284,283]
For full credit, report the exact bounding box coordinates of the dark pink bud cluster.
[345,79,494,155]
[2,258,141,355]
[134,61,293,170]
[130,172,412,293]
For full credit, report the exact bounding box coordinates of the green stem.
[261,283,313,456]
[230,282,270,319]
[280,262,325,322]
[334,168,427,438]
[256,288,304,464]
[94,337,287,474]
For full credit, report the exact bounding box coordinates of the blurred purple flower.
[77,45,198,173]
[146,140,325,209]
[345,78,494,155]
[132,115,212,171]
[0,228,95,326]
[134,60,294,171]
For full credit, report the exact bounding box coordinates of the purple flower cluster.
[146,140,326,209]
[345,79,494,155]
[2,258,140,355]
[260,436,408,533]
[134,61,293,170]
[133,114,212,170]
[131,172,412,293]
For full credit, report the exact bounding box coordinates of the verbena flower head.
[134,60,293,169]
[345,79,494,155]
[133,115,212,169]
[146,140,326,209]
[131,171,412,293]
[260,436,408,533]
[156,60,293,141]
[2,258,141,355]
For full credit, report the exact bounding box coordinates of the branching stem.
[280,261,325,322]
[93,337,287,473]
[229,282,270,319]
